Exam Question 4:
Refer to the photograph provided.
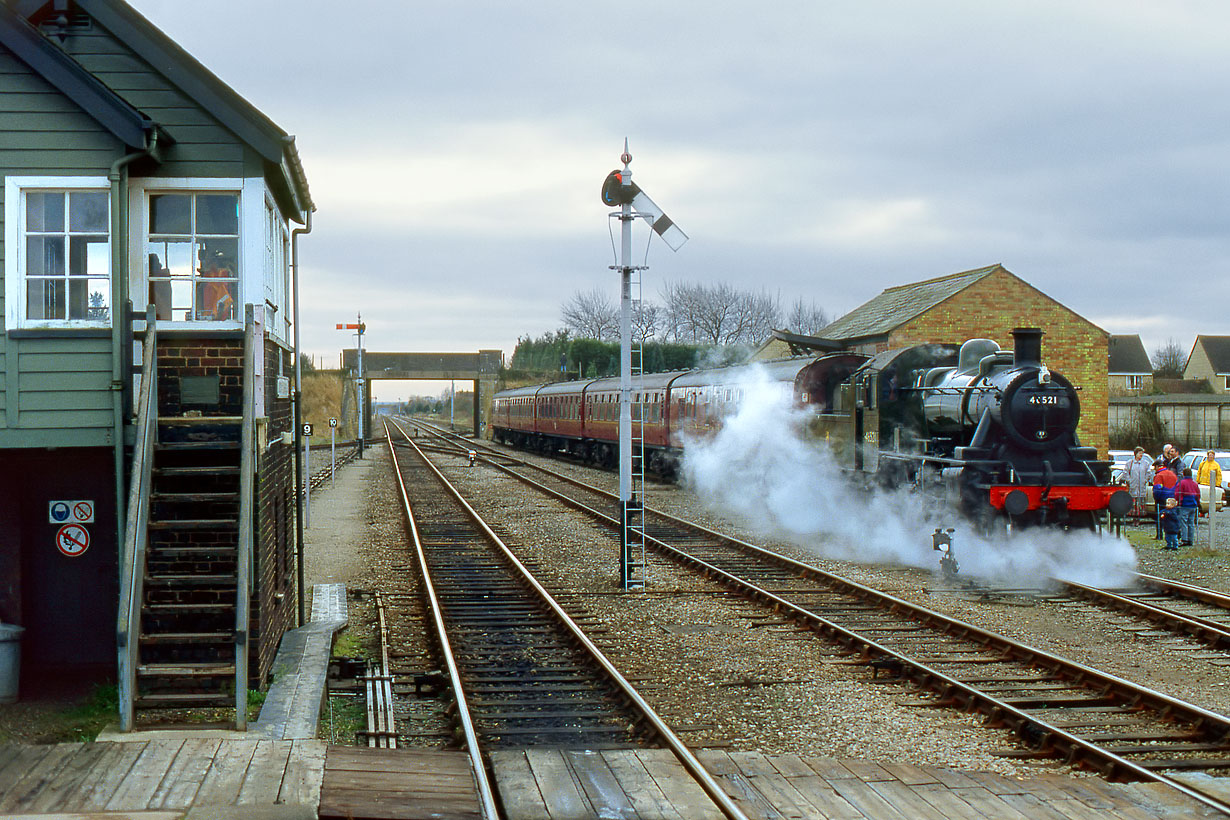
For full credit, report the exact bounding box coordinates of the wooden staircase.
[134,416,244,718]
[119,305,256,731]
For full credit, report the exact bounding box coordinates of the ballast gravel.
[342,439,1225,778]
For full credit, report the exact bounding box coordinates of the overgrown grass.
[320,695,366,745]
[58,683,118,742]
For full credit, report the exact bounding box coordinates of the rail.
[385,421,499,819]
[116,305,157,732]
[1063,579,1230,648]
[387,418,752,820]
[409,420,1230,815]
[234,305,256,729]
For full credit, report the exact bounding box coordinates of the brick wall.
[252,338,296,682]
[157,337,244,416]
[888,269,1110,454]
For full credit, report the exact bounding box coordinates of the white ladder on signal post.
[624,269,647,590]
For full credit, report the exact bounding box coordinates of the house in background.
[1108,335,1153,395]
[0,0,312,729]
[1183,336,1230,394]
[817,264,1110,453]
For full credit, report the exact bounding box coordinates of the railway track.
[408,417,1230,651]
[307,440,360,493]
[1045,577,1230,652]
[381,419,749,820]
[399,416,1230,815]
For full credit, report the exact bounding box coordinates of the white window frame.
[5,176,112,330]
[263,193,291,344]
[1126,374,1143,390]
[129,177,268,329]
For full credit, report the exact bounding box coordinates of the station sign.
[48,499,94,524]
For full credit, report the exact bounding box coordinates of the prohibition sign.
[56,524,90,558]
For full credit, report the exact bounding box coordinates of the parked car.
[1182,450,1230,482]
[1108,450,1134,473]
[1142,450,1229,514]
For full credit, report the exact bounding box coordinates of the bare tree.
[786,298,830,336]
[1151,337,1186,379]
[632,301,659,344]
[724,288,780,345]
[561,288,618,340]
[659,281,781,345]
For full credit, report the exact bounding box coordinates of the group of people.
[1122,445,1224,550]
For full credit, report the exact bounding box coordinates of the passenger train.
[492,328,1132,532]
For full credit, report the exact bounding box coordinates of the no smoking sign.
[55,523,90,558]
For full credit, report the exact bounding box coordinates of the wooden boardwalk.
[319,746,481,820]
[3,739,1226,819]
[490,748,1226,819]
[0,737,324,817]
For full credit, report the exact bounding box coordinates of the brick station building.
[818,264,1110,454]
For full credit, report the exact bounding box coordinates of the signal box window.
[146,192,239,321]
[18,189,110,325]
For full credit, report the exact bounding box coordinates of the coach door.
[857,372,879,473]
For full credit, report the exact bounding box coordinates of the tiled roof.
[818,264,1001,340]
[1108,335,1151,375]
[1194,336,1230,374]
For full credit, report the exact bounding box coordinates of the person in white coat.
[1124,446,1153,522]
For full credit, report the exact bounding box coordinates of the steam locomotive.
[492,328,1131,531]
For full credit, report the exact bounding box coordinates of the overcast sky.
[129,0,1230,399]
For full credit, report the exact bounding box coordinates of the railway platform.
[1,739,1222,819]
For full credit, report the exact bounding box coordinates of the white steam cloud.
[682,366,1138,588]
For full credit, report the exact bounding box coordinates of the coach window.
[5,179,111,329]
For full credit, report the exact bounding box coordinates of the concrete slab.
[95,728,249,743]
[250,583,348,741]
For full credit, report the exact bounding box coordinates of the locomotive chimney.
[1012,327,1043,366]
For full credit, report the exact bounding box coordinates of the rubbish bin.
[0,624,24,704]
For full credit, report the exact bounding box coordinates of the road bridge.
[341,349,503,436]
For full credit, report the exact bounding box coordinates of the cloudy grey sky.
[130,0,1229,398]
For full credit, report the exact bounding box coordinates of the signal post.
[602,142,687,589]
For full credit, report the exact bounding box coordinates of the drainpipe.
[291,205,313,627]
[110,130,157,567]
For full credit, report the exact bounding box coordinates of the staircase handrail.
[117,305,157,731]
[234,305,256,729]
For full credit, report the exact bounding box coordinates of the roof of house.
[1108,334,1152,375]
[10,0,312,216]
[0,3,153,147]
[818,264,1001,341]
[1192,336,1230,375]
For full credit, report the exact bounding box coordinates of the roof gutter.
[290,189,314,627]
[110,128,159,570]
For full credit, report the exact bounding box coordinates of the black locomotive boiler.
[810,327,1132,531]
